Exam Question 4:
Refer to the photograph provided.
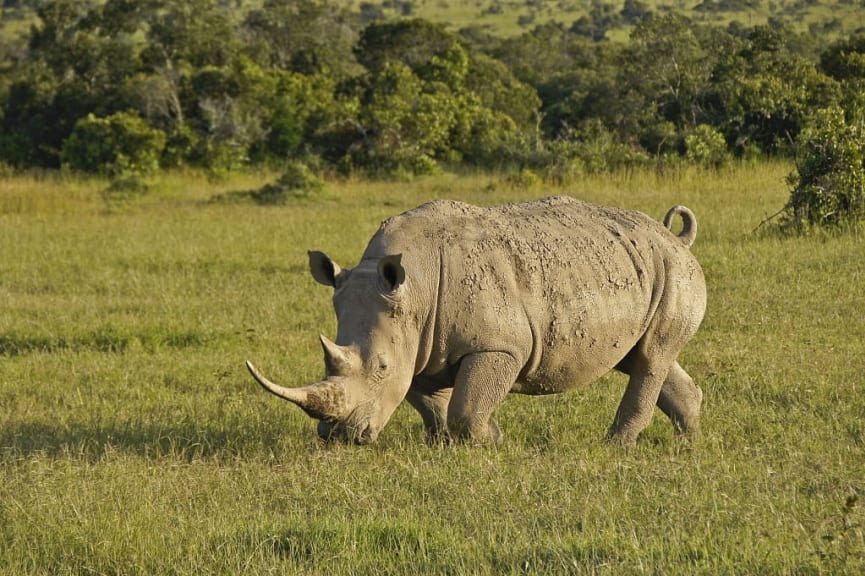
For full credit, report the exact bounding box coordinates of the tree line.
[0,0,864,189]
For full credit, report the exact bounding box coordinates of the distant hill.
[341,0,865,41]
[3,0,864,48]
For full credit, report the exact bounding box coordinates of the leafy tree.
[620,14,712,135]
[819,32,865,121]
[242,0,360,78]
[464,53,540,133]
[620,0,651,23]
[354,18,457,77]
[707,24,840,155]
[27,0,141,93]
[450,102,529,168]
[2,0,143,166]
[134,2,232,141]
[490,24,620,140]
[1,2,861,178]
[492,22,590,88]
[569,3,620,41]
[27,0,90,79]
[348,19,538,175]
[140,0,239,70]
[820,33,865,81]
[0,69,62,166]
[187,57,298,169]
[351,60,452,174]
[260,69,351,162]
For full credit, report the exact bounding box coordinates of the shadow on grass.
[0,416,297,462]
[0,328,209,357]
[209,185,307,206]
[209,178,333,206]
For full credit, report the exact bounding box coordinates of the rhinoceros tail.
[663,205,698,248]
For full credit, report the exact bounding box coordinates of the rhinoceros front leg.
[405,382,452,443]
[656,361,703,439]
[447,351,520,447]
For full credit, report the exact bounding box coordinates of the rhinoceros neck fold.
[414,246,443,376]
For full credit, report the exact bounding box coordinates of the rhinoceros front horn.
[245,360,345,420]
[246,360,310,405]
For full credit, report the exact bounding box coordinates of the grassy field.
[0,164,863,574]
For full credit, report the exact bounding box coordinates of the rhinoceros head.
[247,250,420,444]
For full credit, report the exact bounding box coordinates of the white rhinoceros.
[247,196,706,446]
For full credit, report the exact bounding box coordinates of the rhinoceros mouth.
[317,419,378,445]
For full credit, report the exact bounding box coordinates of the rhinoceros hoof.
[604,429,639,448]
[448,416,503,447]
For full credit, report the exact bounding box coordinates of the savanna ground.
[0,163,863,574]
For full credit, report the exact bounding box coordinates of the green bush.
[783,106,865,230]
[161,126,200,169]
[685,124,729,169]
[545,121,650,175]
[451,103,529,169]
[61,112,166,176]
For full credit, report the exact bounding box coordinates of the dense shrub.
[61,112,166,175]
[783,106,865,229]
[544,121,650,175]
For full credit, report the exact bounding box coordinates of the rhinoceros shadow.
[0,418,292,462]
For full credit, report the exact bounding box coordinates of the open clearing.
[0,164,863,574]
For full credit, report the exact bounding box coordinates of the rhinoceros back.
[364,196,704,394]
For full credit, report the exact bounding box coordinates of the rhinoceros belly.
[510,276,650,395]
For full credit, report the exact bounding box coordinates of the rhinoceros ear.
[308,251,342,287]
[378,254,405,292]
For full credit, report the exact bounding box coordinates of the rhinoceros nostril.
[317,420,343,442]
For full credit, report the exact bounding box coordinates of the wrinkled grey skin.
[247,196,706,447]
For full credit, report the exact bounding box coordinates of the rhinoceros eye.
[377,354,389,371]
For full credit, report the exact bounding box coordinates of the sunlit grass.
[0,163,863,574]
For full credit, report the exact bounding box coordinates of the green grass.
[1,164,863,574]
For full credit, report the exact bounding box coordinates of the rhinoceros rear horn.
[246,360,346,420]
[320,335,355,376]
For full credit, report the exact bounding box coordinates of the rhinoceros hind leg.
[656,361,702,439]
[606,359,670,447]
[447,352,519,447]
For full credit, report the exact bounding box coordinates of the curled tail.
[663,205,698,248]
